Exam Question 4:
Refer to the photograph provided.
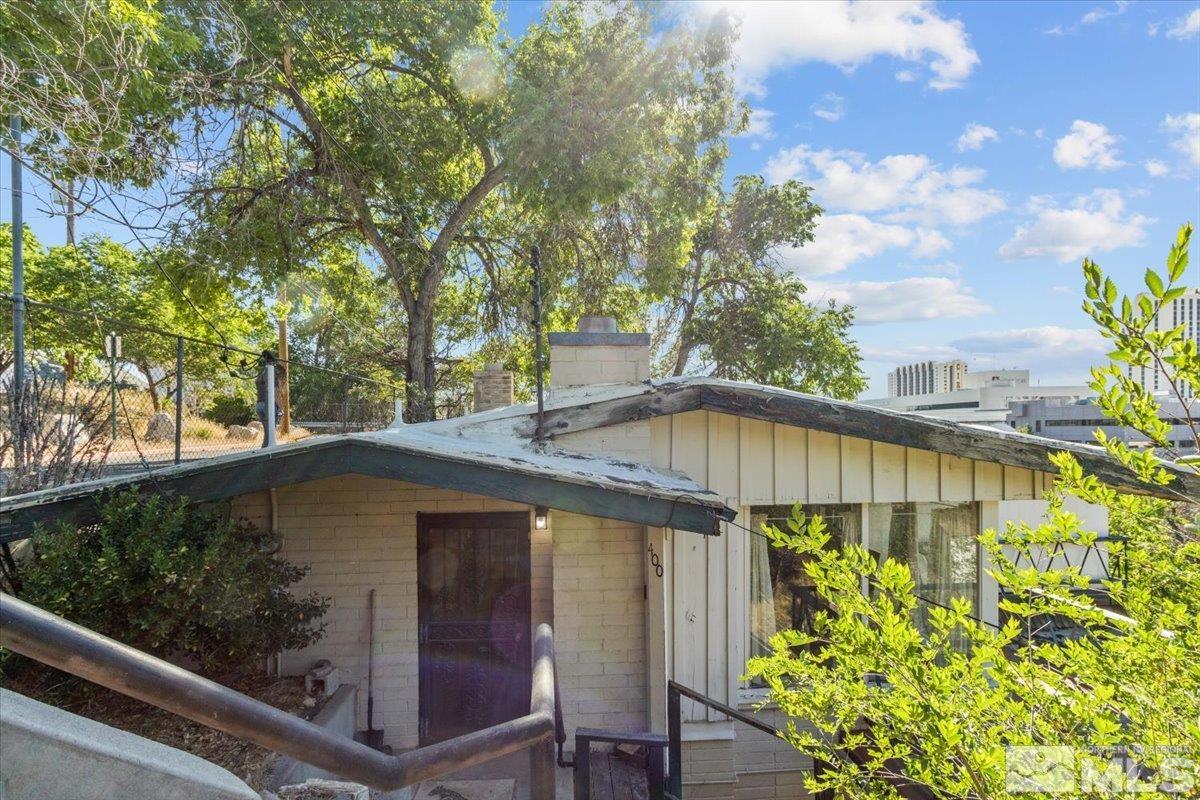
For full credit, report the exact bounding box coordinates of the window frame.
[739,500,983,705]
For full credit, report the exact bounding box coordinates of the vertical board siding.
[906,448,940,500]
[772,424,807,503]
[840,437,873,503]
[740,418,775,503]
[705,414,737,720]
[649,411,1054,736]
[940,454,975,502]
[672,412,710,720]
[975,461,1003,499]
[871,442,906,502]
[1003,466,1036,500]
[807,430,841,503]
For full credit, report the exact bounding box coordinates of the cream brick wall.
[679,729,813,800]
[230,475,550,750]
[549,342,650,388]
[551,512,647,743]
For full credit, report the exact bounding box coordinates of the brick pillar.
[548,316,650,390]
[473,363,514,412]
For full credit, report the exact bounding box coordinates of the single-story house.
[3,318,1193,800]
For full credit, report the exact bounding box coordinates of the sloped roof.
[421,376,1200,500]
[0,426,733,542]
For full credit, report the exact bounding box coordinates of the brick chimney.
[548,316,650,389]
[473,362,514,412]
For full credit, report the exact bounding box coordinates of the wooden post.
[278,284,290,436]
[667,684,682,799]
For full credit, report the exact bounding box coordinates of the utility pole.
[530,246,545,445]
[277,283,290,436]
[9,114,25,403]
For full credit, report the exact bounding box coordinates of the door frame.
[416,511,532,745]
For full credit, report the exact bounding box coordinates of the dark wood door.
[417,512,532,744]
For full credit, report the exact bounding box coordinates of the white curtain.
[749,531,775,659]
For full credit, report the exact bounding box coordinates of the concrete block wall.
[229,475,550,750]
[551,512,647,743]
[680,727,814,800]
[549,342,651,388]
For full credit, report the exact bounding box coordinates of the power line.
[2,294,403,392]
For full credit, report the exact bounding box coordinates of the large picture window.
[867,502,979,641]
[746,501,980,668]
[748,504,861,660]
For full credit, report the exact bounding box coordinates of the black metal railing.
[0,593,559,796]
[666,681,798,800]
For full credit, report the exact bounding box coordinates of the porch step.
[412,779,517,800]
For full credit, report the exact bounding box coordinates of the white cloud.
[1144,159,1170,177]
[766,146,1006,226]
[1081,1,1130,25]
[956,122,998,151]
[806,277,990,324]
[1166,8,1200,39]
[739,107,776,139]
[811,92,845,122]
[1042,24,1066,36]
[1053,120,1125,170]
[687,1,979,95]
[895,69,917,82]
[1164,112,1200,166]
[777,214,948,276]
[951,326,1104,356]
[998,189,1151,263]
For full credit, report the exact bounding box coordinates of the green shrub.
[18,491,329,675]
[202,394,254,427]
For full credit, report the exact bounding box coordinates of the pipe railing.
[0,593,559,796]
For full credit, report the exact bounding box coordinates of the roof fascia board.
[2,438,728,541]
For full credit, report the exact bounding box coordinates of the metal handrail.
[0,593,558,795]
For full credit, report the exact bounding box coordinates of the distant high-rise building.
[1125,288,1200,397]
[887,359,967,397]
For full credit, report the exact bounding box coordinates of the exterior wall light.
[534,506,549,530]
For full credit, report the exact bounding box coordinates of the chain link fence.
[2,297,402,495]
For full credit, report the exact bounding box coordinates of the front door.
[417,512,532,744]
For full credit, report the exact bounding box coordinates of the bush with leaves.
[16,490,329,675]
[746,224,1200,799]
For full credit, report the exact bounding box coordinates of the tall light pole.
[10,114,25,402]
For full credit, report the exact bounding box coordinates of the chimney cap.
[577,315,618,334]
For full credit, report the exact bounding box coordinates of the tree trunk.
[404,300,434,423]
[139,363,161,413]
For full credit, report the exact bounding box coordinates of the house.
[3,318,1193,800]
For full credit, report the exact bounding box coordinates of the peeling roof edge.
[1,429,733,541]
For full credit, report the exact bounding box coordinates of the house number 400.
[646,544,664,578]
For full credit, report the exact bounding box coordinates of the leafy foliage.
[18,491,329,675]
[746,225,1200,799]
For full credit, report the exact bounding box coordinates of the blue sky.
[5,1,1199,397]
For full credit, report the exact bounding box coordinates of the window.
[748,504,861,660]
[867,502,979,642]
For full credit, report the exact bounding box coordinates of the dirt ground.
[3,665,326,789]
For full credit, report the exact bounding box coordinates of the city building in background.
[1126,287,1200,398]
[1009,396,1197,453]
[867,365,1090,425]
[887,359,967,397]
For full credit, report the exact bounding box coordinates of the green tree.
[1,224,265,411]
[173,0,725,421]
[746,224,1200,799]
